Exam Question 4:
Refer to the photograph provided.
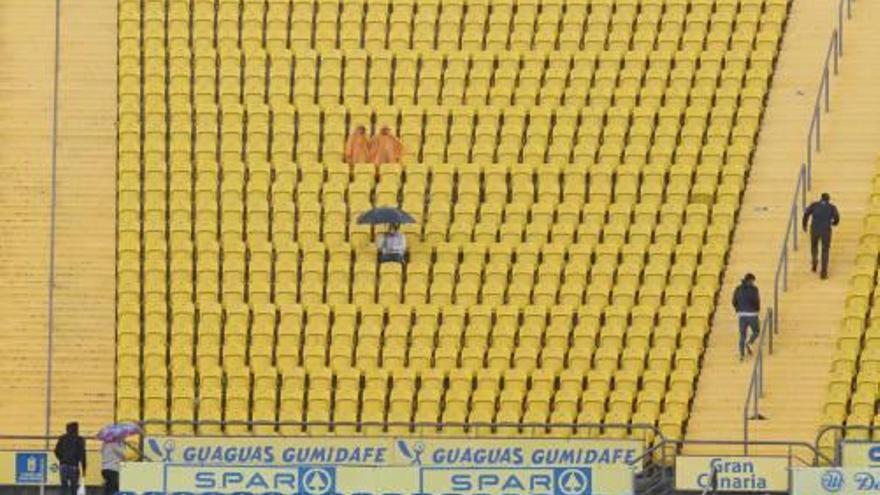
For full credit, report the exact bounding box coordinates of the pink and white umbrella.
[96,423,141,442]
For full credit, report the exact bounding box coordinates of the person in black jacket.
[732,273,761,361]
[55,422,86,495]
[802,193,840,279]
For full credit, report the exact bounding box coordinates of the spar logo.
[299,467,334,495]
[189,466,335,495]
[554,469,591,495]
[421,466,592,495]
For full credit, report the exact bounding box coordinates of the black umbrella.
[357,207,416,225]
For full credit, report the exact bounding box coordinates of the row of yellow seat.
[118,118,758,174]
[120,321,707,365]
[122,362,692,439]
[119,63,774,115]
[122,0,785,53]
[120,328,704,438]
[118,254,721,325]
[116,0,788,440]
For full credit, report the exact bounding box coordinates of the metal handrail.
[743,307,774,453]
[815,424,878,465]
[744,0,855,442]
[638,437,832,467]
[774,0,853,332]
[773,165,807,332]
[0,434,103,449]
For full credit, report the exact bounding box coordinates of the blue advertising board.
[15,452,48,484]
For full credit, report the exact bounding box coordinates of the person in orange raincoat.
[370,126,404,165]
[345,125,372,165]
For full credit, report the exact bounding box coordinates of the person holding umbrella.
[96,423,140,495]
[101,440,125,495]
[357,207,415,264]
[378,223,407,263]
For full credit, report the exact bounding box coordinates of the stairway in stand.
[49,0,117,436]
[0,0,117,446]
[685,0,880,454]
[0,0,60,448]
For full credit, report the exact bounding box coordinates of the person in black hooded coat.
[802,192,840,279]
[732,273,761,361]
[55,422,86,495]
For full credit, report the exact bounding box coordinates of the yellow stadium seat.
[116,0,794,440]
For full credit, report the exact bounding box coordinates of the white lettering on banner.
[144,437,643,472]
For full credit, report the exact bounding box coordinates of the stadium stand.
[117,0,789,442]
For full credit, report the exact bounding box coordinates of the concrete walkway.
[0,0,116,446]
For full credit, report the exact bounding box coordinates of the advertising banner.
[792,467,880,495]
[841,442,880,468]
[674,456,789,492]
[142,436,644,472]
[120,461,635,495]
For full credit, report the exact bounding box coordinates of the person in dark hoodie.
[733,273,761,361]
[55,422,86,495]
[802,192,840,279]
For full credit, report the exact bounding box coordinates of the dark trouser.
[811,228,832,275]
[379,252,405,263]
[738,315,760,358]
[102,469,119,495]
[60,465,80,495]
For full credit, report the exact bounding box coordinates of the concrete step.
[686,0,880,450]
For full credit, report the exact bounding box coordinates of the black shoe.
[821,271,828,279]
[811,262,818,273]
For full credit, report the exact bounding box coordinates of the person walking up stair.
[733,273,761,362]
[802,192,840,279]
